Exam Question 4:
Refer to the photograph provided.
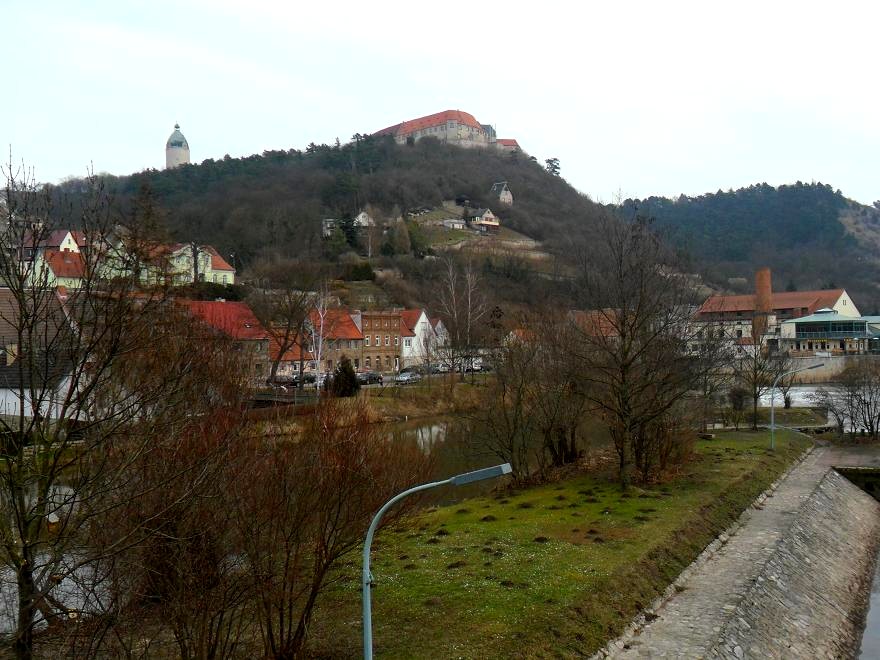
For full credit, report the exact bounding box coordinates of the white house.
[399,309,435,367]
[490,181,513,206]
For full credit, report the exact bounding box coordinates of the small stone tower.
[165,123,190,169]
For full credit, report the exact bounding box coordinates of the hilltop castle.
[374,110,520,152]
[165,123,190,169]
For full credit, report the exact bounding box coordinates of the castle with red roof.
[374,110,520,152]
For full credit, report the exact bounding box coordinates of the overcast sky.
[3,1,878,204]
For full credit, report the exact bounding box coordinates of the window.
[365,336,370,346]
[375,335,380,345]
[366,357,371,368]
[385,335,390,346]
[405,338,412,348]
[394,337,399,346]
[385,356,391,369]
[736,329,743,338]
[354,359,360,369]
[384,320,389,328]
[364,320,370,329]
[326,360,333,371]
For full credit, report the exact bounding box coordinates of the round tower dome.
[165,123,190,169]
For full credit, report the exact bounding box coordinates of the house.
[100,237,235,287]
[695,268,858,341]
[490,181,514,206]
[443,218,466,230]
[357,309,402,372]
[180,300,270,384]
[399,309,438,368]
[20,229,87,262]
[34,249,86,289]
[0,287,73,419]
[496,138,521,152]
[270,337,314,382]
[467,208,501,232]
[779,309,880,357]
[308,308,364,374]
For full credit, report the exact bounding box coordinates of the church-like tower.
[165,123,190,169]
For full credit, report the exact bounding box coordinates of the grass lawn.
[308,429,810,659]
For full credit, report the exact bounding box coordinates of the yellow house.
[32,249,86,289]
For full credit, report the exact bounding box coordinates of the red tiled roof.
[374,110,483,137]
[204,246,235,272]
[497,138,520,147]
[69,230,88,247]
[569,309,620,338]
[399,309,424,337]
[309,309,363,340]
[181,300,268,340]
[698,290,845,315]
[270,336,312,362]
[43,249,85,279]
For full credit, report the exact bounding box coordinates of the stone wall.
[708,469,880,659]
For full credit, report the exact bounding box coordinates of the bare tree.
[232,399,430,659]
[0,162,247,659]
[570,213,703,487]
[247,258,326,385]
[732,343,791,430]
[435,257,488,381]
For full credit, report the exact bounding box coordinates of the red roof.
[569,309,620,338]
[270,336,312,362]
[374,110,483,138]
[309,309,363,340]
[204,246,235,272]
[181,300,268,340]
[22,229,75,249]
[698,290,845,315]
[399,309,424,337]
[497,138,520,147]
[43,249,85,279]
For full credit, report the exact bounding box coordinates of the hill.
[51,139,880,312]
[75,136,600,268]
[619,183,880,312]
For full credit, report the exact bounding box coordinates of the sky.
[3,0,879,204]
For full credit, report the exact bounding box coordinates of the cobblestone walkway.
[609,448,831,659]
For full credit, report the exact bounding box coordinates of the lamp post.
[362,463,512,660]
[770,363,824,450]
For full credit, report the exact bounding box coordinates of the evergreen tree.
[330,357,360,397]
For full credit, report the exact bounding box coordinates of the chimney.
[753,267,772,339]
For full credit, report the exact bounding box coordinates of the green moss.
[309,429,810,658]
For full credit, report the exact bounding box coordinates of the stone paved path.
[610,448,831,659]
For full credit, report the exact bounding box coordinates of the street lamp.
[362,463,513,660]
[770,363,824,450]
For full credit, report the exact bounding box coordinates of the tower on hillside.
[165,123,190,169]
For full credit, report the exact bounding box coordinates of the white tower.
[165,123,190,169]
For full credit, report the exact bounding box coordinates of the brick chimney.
[752,267,772,340]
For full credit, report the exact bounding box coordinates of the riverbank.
[307,429,811,658]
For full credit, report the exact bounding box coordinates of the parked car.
[394,372,422,385]
[292,372,316,385]
[357,371,382,385]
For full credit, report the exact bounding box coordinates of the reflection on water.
[859,556,880,657]
[388,417,499,504]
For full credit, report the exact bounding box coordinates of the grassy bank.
[361,378,487,420]
[309,429,810,658]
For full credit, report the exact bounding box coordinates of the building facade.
[358,309,402,372]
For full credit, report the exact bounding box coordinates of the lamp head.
[450,464,512,486]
